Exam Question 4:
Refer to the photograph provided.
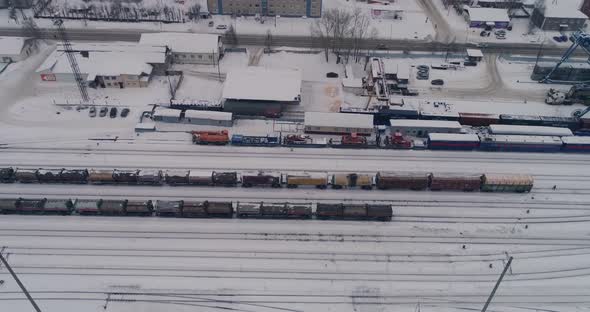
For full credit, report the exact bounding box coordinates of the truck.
[339,133,367,147]
[545,84,590,105]
[192,130,230,145]
[383,132,412,149]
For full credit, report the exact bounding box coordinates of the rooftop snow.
[222,67,302,102]
[562,136,590,144]
[304,112,374,129]
[342,78,363,88]
[489,124,573,136]
[542,0,587,19]
[57,42,167,64]
[428,133,479,142]
[0,36,27,55]
[483,135,564,144]
[139,32,221,54]
[184,110,232,121]
[390,119,463,129]
[153,108,182,118]
[466,7,510,22]
[466,48,484,58]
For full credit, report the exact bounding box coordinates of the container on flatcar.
[331,173,373,189]
[43,199,74,215]
[155,200,183,217]
[15,169,39,183]
[0,167,15,183]
[458,112,500,127]
[206,201,234,218]
[237,202,262,218]
[188,170,214,186]
[212,171,239,186]
[88,170,116,184]
[367,204,393,221]
[241,171,281,188]
[286,172,328,189]
[113,169,139,184]
[316,203,343,219]
[37,169,64,183]
[481,174,533,193]
[60,169,89,184]
[181,201,208,218]
[75,199,102,215]
[375,172,430,190]
[0,198,18,214]
[98,199,127,215]
[430,174,482,191]
[126,200,154,216]
[137,169,163,185]
[286,203,313,219]
[16,198,47,214]
[261,202,288,218]
[165,170,190,185]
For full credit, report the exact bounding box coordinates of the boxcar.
[182,201,209,218]
[206,201,234,218]
[165,170,190,185]
[60,169,88,184]
[458,112,500,127]
[75,199,102,215]
[213,171,239,186]
[367,204,393,221]
[286,173,328,189]
[331,173,373,190]
[188,170,214,186]
[376,172,430,190]
[126,200,154,216]
[137,170,163,185]
[261,202,288,218]
[155,200,183,217]
[0,198,18,214]
[237,202,262,218]
[286,203,313,219]
[43,199,74,215]
[36,169,63,183]
[16,198,47,214]
[481,174,534,193]
[15,169,39,183]
[241,171,281,188]
[88,170,116,184]
[113,169,139,184]
[430,174,482,191]
[98,199,127,215]
[0,167,15,183]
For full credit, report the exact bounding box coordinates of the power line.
[0,252,42,312]
[481,256,513,312]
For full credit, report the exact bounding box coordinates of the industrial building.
[207,0,322,17]
[531,0,587,31]
[390,119,463,137]
[153,108,182,122]
[530,61,590,82]
[184,110,233,127]
[139,33,223,65]
[463,7,511,28]
[304,112,374,135]
[222,67,302,116]
[0,36,35,63]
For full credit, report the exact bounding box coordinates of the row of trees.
[311,8,377,63]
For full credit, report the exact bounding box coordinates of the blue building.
[208,0,322,17]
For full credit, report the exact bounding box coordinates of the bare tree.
[22,17,43,49]
[225,25,238,47]
[347,8,375,63]
[310,8,353,62]
[188,3,201,20]
[265,29,273,54]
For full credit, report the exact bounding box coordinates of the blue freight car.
[231,135,280,147]
[479,135,563,153]
[561,136,590,153]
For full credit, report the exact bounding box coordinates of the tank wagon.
[0,167,15,183]
[241,171,281,188]
[316,203,392,221]
[286,173,328,189]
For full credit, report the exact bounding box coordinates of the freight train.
[0,198,394,221]
[0,167,534,193]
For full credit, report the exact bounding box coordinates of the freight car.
[188,170,214,186]
[241,171,281,188]
[125,200,154,216]
[316,203,392,221]
[192,130,230,145]
[113,169,139,184]
[481,174,533,193]
[489,124,573,137]
[60,169,88,184]
[37,169,63,183]
[155,200,183,217]
[561,136,590,152]
[137,169,163,185]
[75,199,129,216]
[205,201,234,218]
[181,201,233,218]
[286,173,328,189]
[0,167,15,183]
[165,170,190,185]
[479,135,563,153]
[15,198,47,214]
[212,171,239,186]
[15,169,39,183]
[256,202,312,219]
[458,113,500,127]
[0,198,18,214]
[231,135,280,147]
[375,172,430,190]
[430,174,481,191]
[499,114,543,126]
[42,199,75,215]
[88,169,116,184]
[331,173,374,190]
[427,133,480,150]
[236,202,262,218]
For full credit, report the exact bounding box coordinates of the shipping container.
[88,169,116,184]
[15,169,39,183]
[188,170,214,186]
[137,169,163,185]
[0,198,18,214]
[367,204,393,221]
[286,203,313,219]
[113,169,139,184]
[213,171,239,186]
[481,174,533,193]
[37,169,63,183]
[237,202,262,218]
[60,169,88,184]
[43,199,74,215]
[0,167,15,183]
[126,200,154,216]
[16,198,47,214]
[241,171,281,188]
[286,173,328,189]
[98,199,127,215]
[376,172,430,190]
[156,200,183,217]
[165,170,190,185]
[430,174,482,191]
[458,112,500,127]
[331,173,373,189]
[75,199,101,215]
[206,201,234,218]
[182,201,208,218]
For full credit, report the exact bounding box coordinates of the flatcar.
[430,174,481,192]
[481,174,533,193]
[375,172,430,190]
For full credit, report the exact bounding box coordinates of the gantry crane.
[539,31,590,84]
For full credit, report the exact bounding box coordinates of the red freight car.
[430,174,482,191]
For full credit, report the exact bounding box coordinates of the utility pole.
[481,256,513,312]
[0,252,42,312]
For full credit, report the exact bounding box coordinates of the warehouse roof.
[390,119,462,129]
[489,124,573,136]
[57,42,167,64]
[342,78,363,88]
[153,108,181,118]
[37,50,154,77]
[139,32,221,54]
[466,7,510,22]
[223,67,302,102]
[305,112,374,129]
[466,48,484,58]
[542,0,587,19]
[0,36,28,55]
[184,110,232,121]
[428,133,480,142]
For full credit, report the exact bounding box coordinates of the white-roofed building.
[222,67,302,116]
[466,49,484,62]
[0,36,35,63]
[532,0,587,30]
[304,112,374,135]
[139,32,223,65]
[463,7,511,28]
[153,108,182,122]
[183,110,233,127]
[342,78,364,95]
[390,119,463,137]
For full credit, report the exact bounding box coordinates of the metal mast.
[53,19,89,102]
[481,256,513,312]
[0,252,42,312]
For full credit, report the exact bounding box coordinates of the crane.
[539,31,590,84]
[53,19,89,102]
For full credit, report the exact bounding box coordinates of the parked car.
[216,24,227,30]
[464,61,477,66]
[417,65,429,72]
[120,108,130,118]
[208,21,214,27]
[99,107,108,117]
[416,73,429,80]
[326,72,339,78]
[494,30,506,36]
[431,79,444,86]
[89,106,96,117]
[109,107,118,118]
